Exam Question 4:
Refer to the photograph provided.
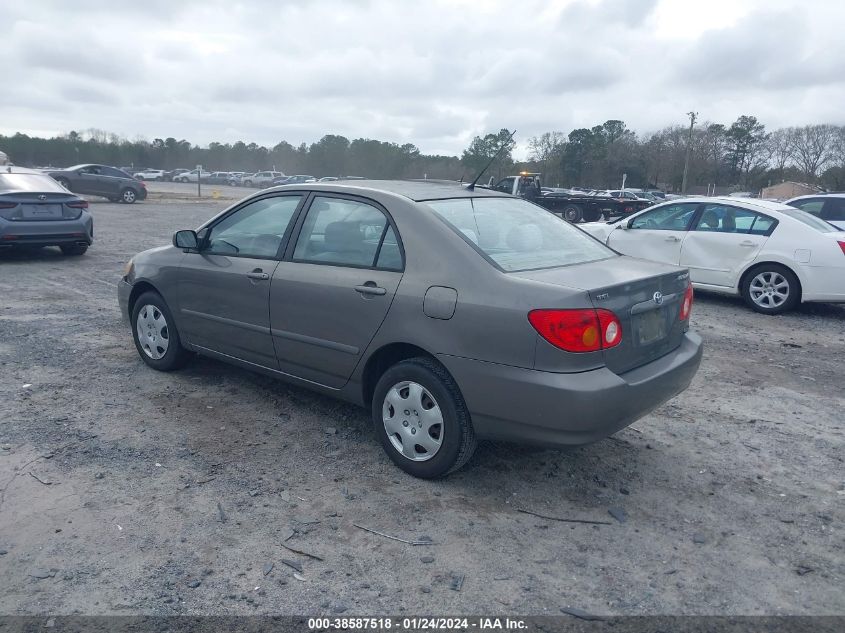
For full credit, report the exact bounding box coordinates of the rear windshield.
[424,197,615,272]
[0,173,68,193]
[780,208,842,232]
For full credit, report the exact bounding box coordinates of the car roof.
[787,193,845,201]
[661,196,795,213]
[266,179,510,202]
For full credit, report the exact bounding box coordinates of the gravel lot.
[0,189,843,617]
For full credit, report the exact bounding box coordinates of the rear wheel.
[120,188,137,204]
[372,357,476,478]
[60,244,88,256]
[131,291,192,371]
[741,264,800,314]
[582,208,601,222]
[562,205,583,223]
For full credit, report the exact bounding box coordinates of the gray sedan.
[0,167,93,255]
[118,181,702,478]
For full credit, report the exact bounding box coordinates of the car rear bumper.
[0,215,93,247]
[437,331,703,447]
[118,279,132,320]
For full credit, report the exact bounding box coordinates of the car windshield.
[779,208,843,232]
[0,173,68,193]
[424,197,615,272]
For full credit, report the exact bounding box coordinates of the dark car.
[47,164,147,204]
[0,166,93,255]
[118,180,702,478]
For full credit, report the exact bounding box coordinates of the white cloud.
[1,0,843,157]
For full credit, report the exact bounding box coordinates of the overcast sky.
[2,0,843,158]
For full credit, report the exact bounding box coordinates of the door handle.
[739,241,757,247]
[246,270,270,280]
[354,283,387,296]
[665,236,681,242]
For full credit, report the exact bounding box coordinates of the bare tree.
[789,124,837,181]
[767,128,794,178]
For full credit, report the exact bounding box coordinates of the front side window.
[823,198,845,221]
[205,195,302,258]
[493,178,514,194]
[425,197,614,272]
[630,203,699,231]
[293,196,401,269]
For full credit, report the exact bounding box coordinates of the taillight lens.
[838,241,845,255]
[67,200,88,209]
[680,285,694,321]
[528,308,622,353]
[0,202,16,209]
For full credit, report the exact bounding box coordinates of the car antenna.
[465,129,516,192]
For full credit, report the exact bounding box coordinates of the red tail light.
[0,202,16,209]
[838,241,845,255]
[680,285,694,321]
[67,200,88,209]
[528,308,622,353]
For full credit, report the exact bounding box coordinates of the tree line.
[3,116,845,192]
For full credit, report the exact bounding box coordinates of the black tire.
[120,188,138,204]
[56,177,72,191]
[60,244,88,256]
[130,291,192,371]
[372,357,476,479]
[562,205,583,223]
[740,264,800,315]
[582,208,601,222]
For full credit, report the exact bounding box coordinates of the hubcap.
[124,190,135,202]
[382,381,443,462]
[136,304,170,360]
[749,271,789,308]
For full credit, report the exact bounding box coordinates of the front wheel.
[120,188,138,204]
[131,291,192,371]
[372,357,476,478]
[741,264,800,314]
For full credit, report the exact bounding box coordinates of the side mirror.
[173,230,199,250]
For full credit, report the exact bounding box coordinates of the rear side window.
[425,197,614,272]
[693,204,777,236]
[789,198,825,216]
[293,196,402,270]
[824,198,845,221]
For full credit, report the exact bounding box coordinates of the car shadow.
[694,289,845,319]
[0,246,72,261]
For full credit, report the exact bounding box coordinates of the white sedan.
[580,197,845,314]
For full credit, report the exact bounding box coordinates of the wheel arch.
[360,342,441,407]
[128,279,163,317]
[738,260,803,302]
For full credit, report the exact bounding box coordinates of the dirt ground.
[0,189,843,617]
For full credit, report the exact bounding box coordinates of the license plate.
[22,204,62,219]
[636,308,667,345]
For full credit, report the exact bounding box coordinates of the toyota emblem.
[653,291,664,305]
[38,194,47,200]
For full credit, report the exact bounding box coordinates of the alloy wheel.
[749,271,790,309]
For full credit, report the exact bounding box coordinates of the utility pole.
[681,111,697,194]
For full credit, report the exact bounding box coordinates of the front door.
[270,194,404,388]
[679,203,775,287]
[607,202,700,265]
[175,194,305,367]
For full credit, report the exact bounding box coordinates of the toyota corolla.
[118,181,702,478]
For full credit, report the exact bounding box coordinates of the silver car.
[118,181,702,478]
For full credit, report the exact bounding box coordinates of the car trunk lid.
[513,257,691,374]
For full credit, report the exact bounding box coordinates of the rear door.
[175,193,305,367]
[606,202,700,265]
[679,203,776,287]
[270,194,404,388]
